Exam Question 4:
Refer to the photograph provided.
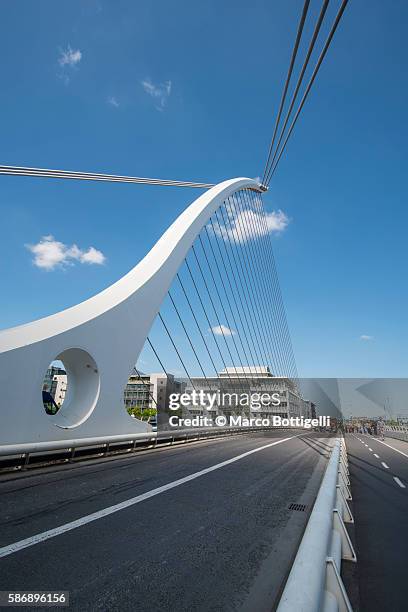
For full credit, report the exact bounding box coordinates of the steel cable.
[262,0,311,185]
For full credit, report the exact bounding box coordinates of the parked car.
[148,416,157,432]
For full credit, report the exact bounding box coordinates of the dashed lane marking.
[393,477,406,489]
[375,439,408,460]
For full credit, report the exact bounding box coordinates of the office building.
[185,366,308,419]
[124,369,185,414]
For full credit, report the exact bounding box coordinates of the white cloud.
[80,246,106,265]
[212,200,289,243]
[360,335,374,341]
[265,210,289,232]
[57,46,82,84]
[58,46,82,68]
[211,324,235,336]
[107,96,119,108]
[26,235,106,270]
[141,78,172,111]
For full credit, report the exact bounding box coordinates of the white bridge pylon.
[0,178,261,450]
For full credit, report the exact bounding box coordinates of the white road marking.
[393,477,406,489]
[364,444,368,447]
[381,462,389,469]
[0,434,301,559]
[375,439,408,460]
[374,454,380,459]
[369,448,373,452]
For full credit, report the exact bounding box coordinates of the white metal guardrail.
[0,425,288,457]
[384,426,408,443]
[277,438,356,612]
[0,426,301,470]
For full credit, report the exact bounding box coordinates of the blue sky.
[0,0,407,377]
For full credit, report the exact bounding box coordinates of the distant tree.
[127,405,142,419]
[143,408,157,420]
[126,406,157,421]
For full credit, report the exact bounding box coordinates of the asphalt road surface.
[346,433,408,612]
[0,431,335,612]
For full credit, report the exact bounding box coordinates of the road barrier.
[277,438,356,612]
[0,426,300,472]
[384,426,408,443]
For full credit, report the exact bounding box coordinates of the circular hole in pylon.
[42,348,100,429]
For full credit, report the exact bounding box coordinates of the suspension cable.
[261,0,311,185]
[224,196,271,372]
[176,271,220,378]
[191,244,247,395]
[264,0,330,186]
[250,192,295,378]
[128,366,158,411]
[0,164,215,189]
[234,190,283,376]
[255,193,299,379]
[197,233,253,391]
[217,206,267,374]
[249,191,295,378]
[184,258,236,390]
[168,290,213,388]
[146,337,170,376]
[210,214,263,384]
[203,224,258,389]
[246,189,293,377]
[240,189,287,376]
[266,0,350,184]
[157,312,197,392]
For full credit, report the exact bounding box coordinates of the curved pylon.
[0,177,261,448]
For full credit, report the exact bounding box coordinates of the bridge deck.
[346,433,408,611]
[0,431,333,611]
